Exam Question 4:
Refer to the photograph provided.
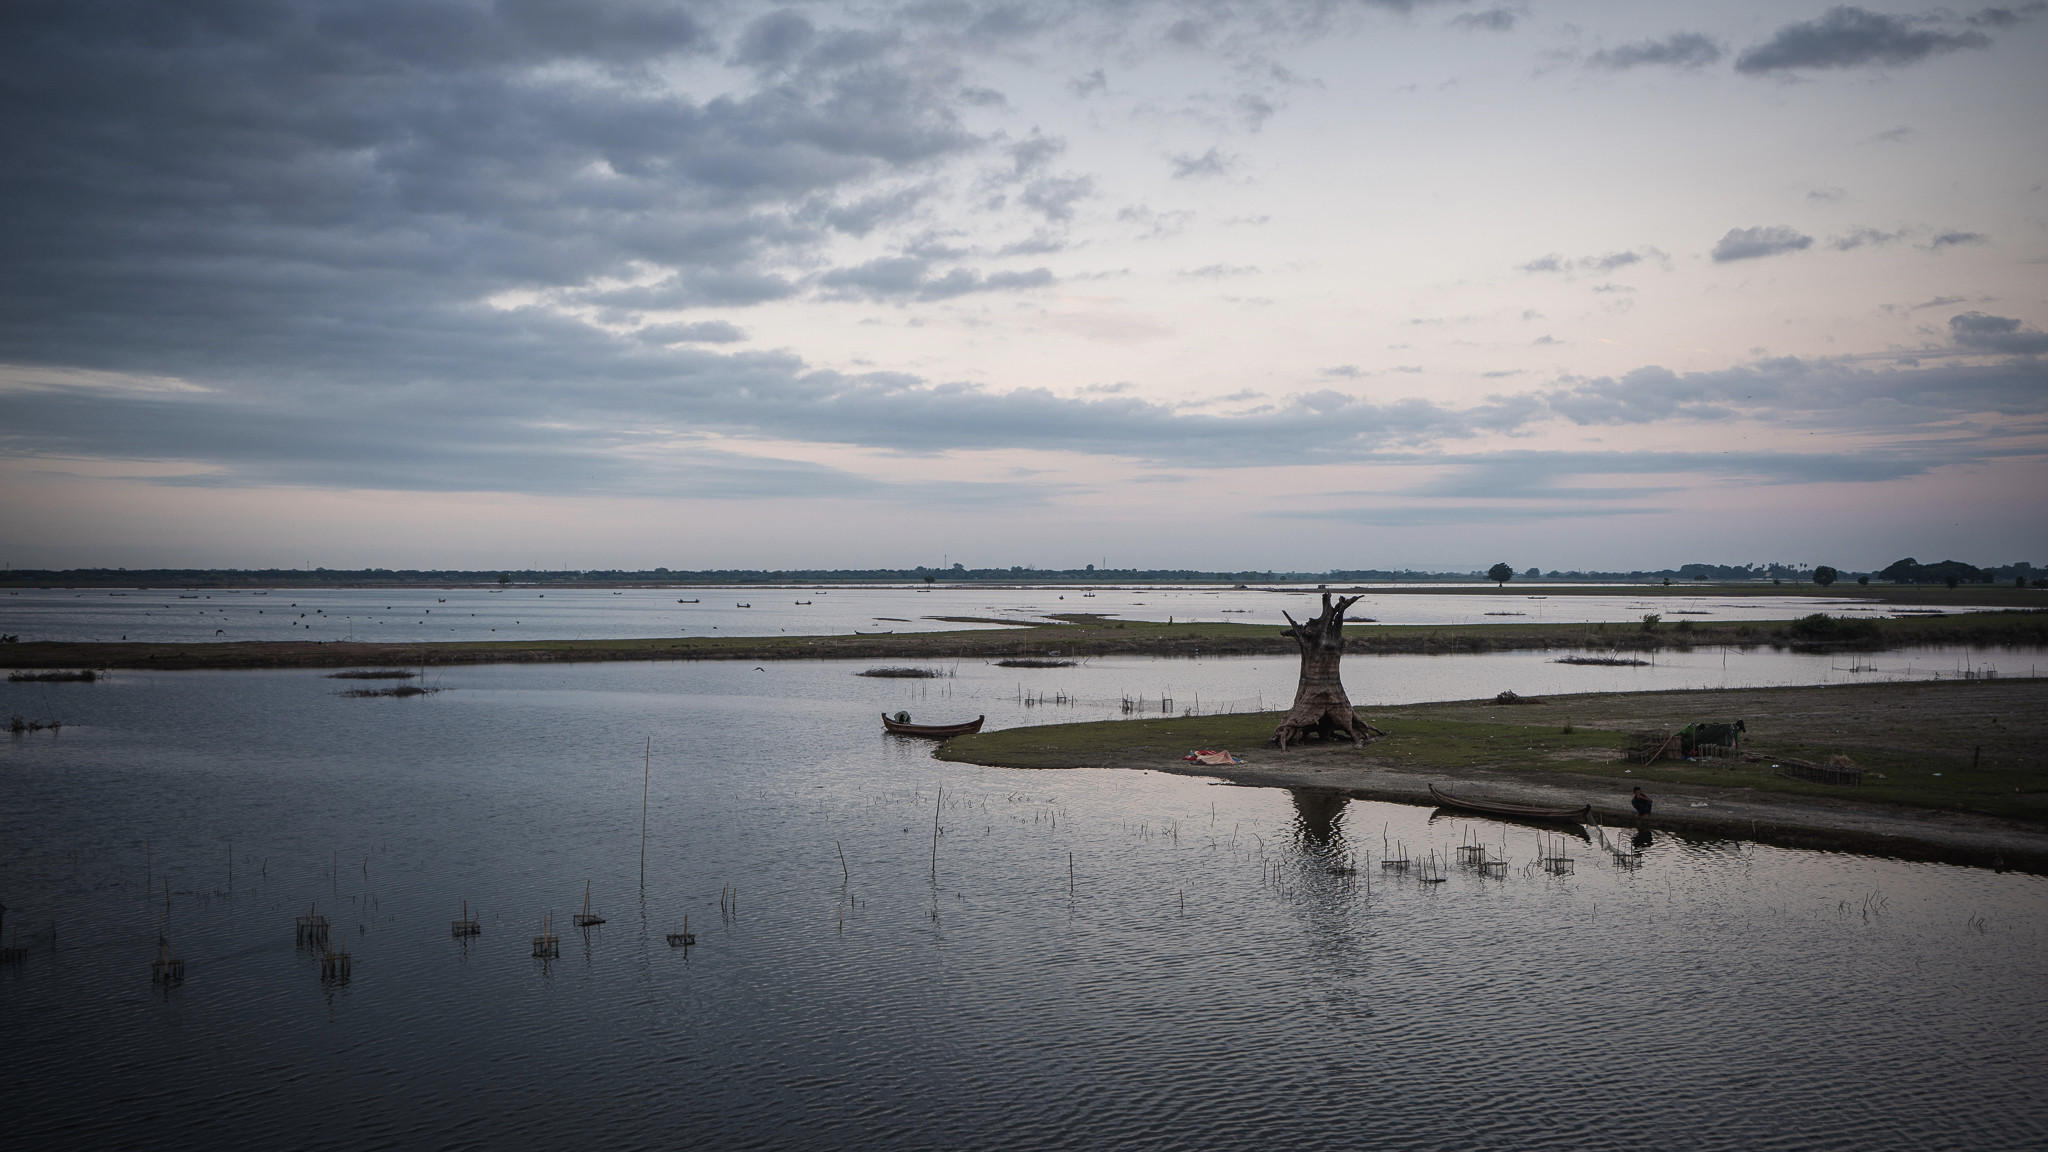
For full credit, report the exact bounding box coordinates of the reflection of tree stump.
[1273,592,1384,749]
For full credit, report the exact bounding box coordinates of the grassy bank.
[939,678,2048,825]
[4,609,2045,671]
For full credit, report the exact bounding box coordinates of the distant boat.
[794,600,812,605]
[1427,784,1589,821]
[882,714,985,738]
[736,603,751,608]
[854,629,892,635]
[678,599,698,603]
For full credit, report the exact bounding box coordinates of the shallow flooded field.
[4,659,2045,1149]
[0,581,2007,644]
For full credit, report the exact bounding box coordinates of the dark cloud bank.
[1,1,2043,508]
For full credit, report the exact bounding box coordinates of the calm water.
[4,658,2045,1150]
[0,583,2001,644]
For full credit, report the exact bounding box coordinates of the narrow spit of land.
[938,679,2048,871]
[6,609,2046,670]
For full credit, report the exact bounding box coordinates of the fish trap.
[295,903,331,947]
[150,936,184,985]
[319,945,352,983]
[665,915,695,948]
[450,899,480,938]
[531,912,560,959]
[572,882,605,928]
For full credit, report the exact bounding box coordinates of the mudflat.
[938,679,2048,871]
[6,608,2046,669]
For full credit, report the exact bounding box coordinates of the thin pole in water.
[640,736,651,886]
[930,787,942,880]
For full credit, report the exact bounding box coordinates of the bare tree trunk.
[1272,592,1384,749]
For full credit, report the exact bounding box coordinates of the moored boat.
[881,713,985,738]
[1428,784,1590,821]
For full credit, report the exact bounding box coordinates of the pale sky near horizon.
[1,0,2044,573]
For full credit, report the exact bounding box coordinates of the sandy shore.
[1138,749,2048,873]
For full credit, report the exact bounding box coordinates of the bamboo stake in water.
[640,735,651,886]
[930,787,943,879]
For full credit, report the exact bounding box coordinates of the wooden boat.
[1428,784,1589,821]
[882,713,985,738]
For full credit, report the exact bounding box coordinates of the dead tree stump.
[1272,592,1383,749]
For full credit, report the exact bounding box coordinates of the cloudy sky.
[2,0,2044,572]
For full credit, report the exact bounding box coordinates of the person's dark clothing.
[1631,788,1652,817]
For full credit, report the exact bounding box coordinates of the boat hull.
[1428,784,1590,821]
[881,714,985,738]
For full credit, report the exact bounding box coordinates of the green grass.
[942,692,2048,823]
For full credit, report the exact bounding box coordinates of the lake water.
[0,582,2006,644]
[4,655,2045,1149]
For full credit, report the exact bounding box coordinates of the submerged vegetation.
[856,666,949,678]
[8,669,98,682]
[326,669,418,679]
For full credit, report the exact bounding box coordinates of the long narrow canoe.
[1428,784,1590,821]
[882,714,985,738]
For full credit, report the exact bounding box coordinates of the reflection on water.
[1289,788,1348,853]
[2,660,2044,1150]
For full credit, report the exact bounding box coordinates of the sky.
[1,0,2044,573]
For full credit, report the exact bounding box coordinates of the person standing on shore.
[1631,787,1653,817]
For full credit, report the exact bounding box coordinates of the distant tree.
[1486,562,1514,586]
[2018,576,2028,588]
[1945,574,1960,589]
[1857,575,1869,586]
[1812,565,1837,587]
[1524,567,1540,579]
[496,573,511,585]
[923,574,935,586]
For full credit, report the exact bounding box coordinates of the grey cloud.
[1021,175,1094,221]
[1828,225,1910,251]
[1950,312,2048,354]
[1181,264,1258,279]
[581,269,801,312]
[1929,230,1988,248]
[1544,354,2048,428]
[807,187,929,236]
[1736,7,1991,74]
[1712,226,1813,262]
[1586,32,1723,71]
[636,320,748,344]
[816,256,1053,301]
[1006,133,1067,179]
[1235,94,1278,131]
[1520,247,1666,274]
[1281,505,1667,527]
[1069,69,1108,97]
[1322,365,1362,378]
[1170,146,1236,180]
[1451,10,1517,32]
[733,9,816,71]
